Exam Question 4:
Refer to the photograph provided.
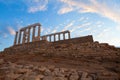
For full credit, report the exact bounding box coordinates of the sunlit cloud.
[7,27,16,36]
[58,0,120,23]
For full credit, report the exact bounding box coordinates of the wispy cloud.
[58,0,120,23]
[26,0,48,13]
[7,27,16,36]
[3,33,8,38]
[0,42,2,45]
[58,6,73,14]
[62,21,74,31]
[70,22,91,32]
[96,27,120,46]
[0,31,8,39]
[116,25,120,31]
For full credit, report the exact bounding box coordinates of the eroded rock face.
[0,59,4,65]
[0,37,120,80]
[0,60,119,80]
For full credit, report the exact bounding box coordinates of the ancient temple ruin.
[41,30,70,42]
[14,23,41,45]
[1,23,120,80]
[4,23,94,53]
[14,23,71,45]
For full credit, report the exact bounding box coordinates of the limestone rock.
[69,72,79,80]
[0,59,4,65]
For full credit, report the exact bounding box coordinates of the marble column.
[58,34,60,41]
[14,31,18,45]
[68,32,70,39]
[38,26,40,37]
[63,33,65,40]
[54,34,56,41]
[27,28,31,43]
[22,30,26,44]
[32,26,36,41]
[49,35,51,42]
[18,30,22,44]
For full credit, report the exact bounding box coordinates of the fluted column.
[27,28,31,43]
[18,30,22,44]
[58,34,60,41]
[63,33,65,40]
[68,32,70,39]
[32,26,36,41]
[14,31,18,45]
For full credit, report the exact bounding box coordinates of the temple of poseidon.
[0,23,120,79]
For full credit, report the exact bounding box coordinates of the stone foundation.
[3,35,93,53]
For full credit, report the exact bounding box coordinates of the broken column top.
[20,23,41,31]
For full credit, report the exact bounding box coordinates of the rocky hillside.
[0,41,120,80]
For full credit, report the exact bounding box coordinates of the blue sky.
[0,0,120,51]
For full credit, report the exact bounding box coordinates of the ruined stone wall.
[3,35,93,53]
[53,35,93,45]
[4,40,51,53]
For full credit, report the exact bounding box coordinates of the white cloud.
[0,31,8,38]
[116,25,120,31]
[27,0,48,13]
[58,6,73,14]
[70,22,91,32]
[51,26,59,33]
[58,0,120,23]
[62,21,74,31]
[97,28,110,38]
[7,27,16,36]
[95,28,120,46]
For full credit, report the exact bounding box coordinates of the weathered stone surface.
[0,60,119,80]
[0,59,4,65]
[69,72,79,80]
[5,73,22,80]
[43,76,54,80]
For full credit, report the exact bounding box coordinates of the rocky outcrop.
[0,35,120,79]
[0,59,119,80]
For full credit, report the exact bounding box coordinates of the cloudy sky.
[0,0,120,51]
